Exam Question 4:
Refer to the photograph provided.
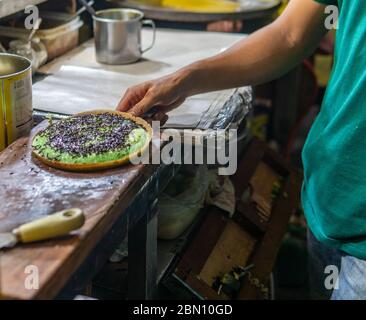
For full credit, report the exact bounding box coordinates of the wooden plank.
[250,161,280,218]
[199,221,256,287]
[170,138,302,300]
[0,122,154,300]
[184,274,223,300]
[234,202,268,234]
[235,138,302,299]
[238,170,302,299]
[231,139,265,199]
[175,208,227,279]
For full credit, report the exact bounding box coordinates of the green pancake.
[32,112,150,169]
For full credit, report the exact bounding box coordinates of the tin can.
[0,95,5,151]
[0,53,33,151]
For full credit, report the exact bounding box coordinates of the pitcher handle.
[141,19,156,53]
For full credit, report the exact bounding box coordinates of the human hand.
[116,73,189,116]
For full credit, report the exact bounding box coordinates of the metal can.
[0,103,5,151]
[0,53,33,151]
[93,9,156,65]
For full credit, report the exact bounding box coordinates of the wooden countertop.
[0,122,155,299]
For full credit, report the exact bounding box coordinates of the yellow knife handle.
[13,208,85,243]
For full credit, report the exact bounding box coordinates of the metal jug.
[93,8,156,65]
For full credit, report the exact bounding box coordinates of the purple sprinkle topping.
[35,113,141,157]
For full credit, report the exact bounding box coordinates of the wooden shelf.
[0,0,47,19]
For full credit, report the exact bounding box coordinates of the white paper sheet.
[33,65,237,128]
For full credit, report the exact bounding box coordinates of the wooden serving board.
[0,122,154,300]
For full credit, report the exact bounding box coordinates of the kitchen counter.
[0,121,178,300]
[0,29,251,300]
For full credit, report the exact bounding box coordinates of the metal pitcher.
[93,8,156,65]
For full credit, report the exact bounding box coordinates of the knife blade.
[0,233,17,249]
[0,208,85,250]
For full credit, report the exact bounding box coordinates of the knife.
[0,208,85,249]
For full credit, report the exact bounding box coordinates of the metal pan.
[107,0,281,23]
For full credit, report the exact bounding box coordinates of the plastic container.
[8,40,36,73]
[8,38,48,74]
[0,12,83,61]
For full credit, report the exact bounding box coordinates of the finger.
[117,83,150,112]
[129,95,156,116]
[158,97,185,114]
[117,89,136,112]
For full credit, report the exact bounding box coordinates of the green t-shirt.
[302,0,366,259]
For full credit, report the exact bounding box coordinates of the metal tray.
[107,0,281,23]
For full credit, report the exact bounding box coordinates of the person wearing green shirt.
[117,0,366,299]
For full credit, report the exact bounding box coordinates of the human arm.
[117,0,330,115]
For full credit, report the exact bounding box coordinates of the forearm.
[184,24,310,93]
[176,0,328,96]
[117,0,330,116]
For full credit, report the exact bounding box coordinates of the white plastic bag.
[158,165,209,240]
